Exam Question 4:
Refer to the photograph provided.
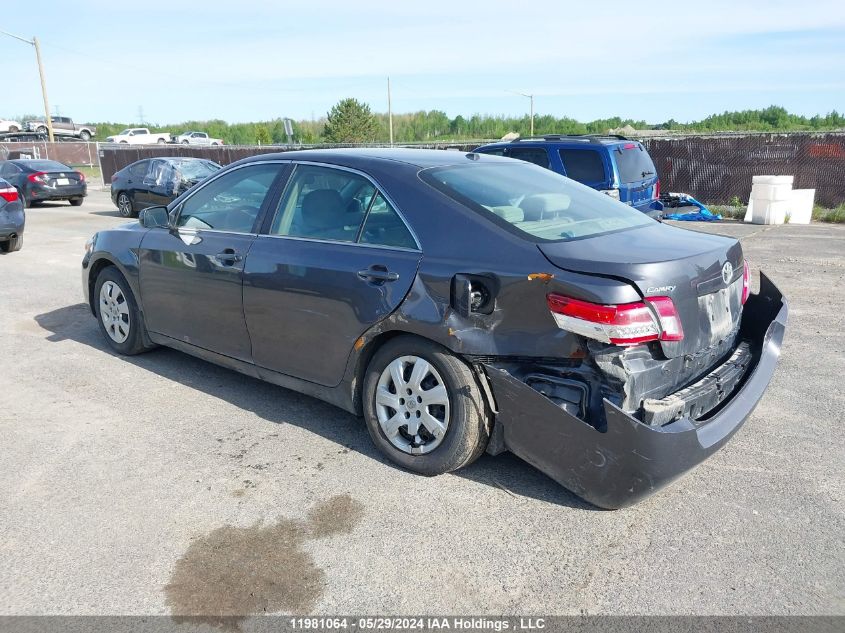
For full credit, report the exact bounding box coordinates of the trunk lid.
[538,222,745,359]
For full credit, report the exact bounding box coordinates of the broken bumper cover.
[483,273,787,509]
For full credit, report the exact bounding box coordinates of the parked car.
[24,116,96,140]
[81,149,786,509]
[110,157,222,217]
[175,131,224,146]
[0,159,87,207]
[474,135,663,217]
[0,120,22,133]
[0,177,25,252]
[105,128,171,145]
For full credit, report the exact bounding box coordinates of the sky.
[1,0,844,125]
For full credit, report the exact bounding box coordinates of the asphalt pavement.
[1,191,842,617]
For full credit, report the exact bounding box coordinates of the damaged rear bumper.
[482,272,787,509]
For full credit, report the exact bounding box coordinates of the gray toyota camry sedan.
[81,149,787,508]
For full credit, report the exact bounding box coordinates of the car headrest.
[520,193,571,221]
[301,189,347,229]
[489,205,524,222]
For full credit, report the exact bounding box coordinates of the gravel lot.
[1,190,843,617]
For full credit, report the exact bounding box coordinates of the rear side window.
[558,149,607,184]
[270,165,373,242]
[613,143,657,183]
[128,161,149,179]
[476,147,505,156]
[507,147,550,168]
[359,193,417,249]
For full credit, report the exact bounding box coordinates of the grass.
[812,203,845,223]
[74,165,103,184]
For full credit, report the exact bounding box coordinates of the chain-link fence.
[3,133,845,207]
[640,132,845,207]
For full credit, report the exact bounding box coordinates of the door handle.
[357,267,399,282]
[214,249,243,265]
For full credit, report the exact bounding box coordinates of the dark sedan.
[0,177,25,252]
[81,149,787,508]
[110,157,221,218]
[0,159,87,207]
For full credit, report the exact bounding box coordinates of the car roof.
[478,135,636,149]
[240,147,514,169]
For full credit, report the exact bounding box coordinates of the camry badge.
[722,262,733,285]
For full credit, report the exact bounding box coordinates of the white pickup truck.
[105,128,171,145]
[175,131,224,146]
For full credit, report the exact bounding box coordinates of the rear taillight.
[27,171,47,184]
[76,171,85,182]
[0,186,19,202]
[547,293,684,345]
[741,260,750,305]
[654,178,661,200]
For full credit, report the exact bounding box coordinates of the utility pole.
[387,76,394,146]
[1,31,55,142]
[510,90,534,137]
[33,37,55,142]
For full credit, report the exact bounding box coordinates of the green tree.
[323,98,378,143]
[254,124,271,145]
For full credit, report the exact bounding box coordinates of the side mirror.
[139,205,171,228]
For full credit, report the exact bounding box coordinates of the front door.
[243,163,422,386]
[138,162,288,361]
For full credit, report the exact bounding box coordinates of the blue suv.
[474,135,662,217]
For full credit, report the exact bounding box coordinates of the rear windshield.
[172,159,220,180]
[18,160,69,171]
[421,162,652,242]
[613,143,657,183]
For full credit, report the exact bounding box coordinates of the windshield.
[172,159,220,181]
[422,161,653,242]
[614,143,657,183]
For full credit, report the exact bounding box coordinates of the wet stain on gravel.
[165,494,363,630]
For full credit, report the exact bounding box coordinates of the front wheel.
[116,192,134,218]
[36,126,47,134]
[94,266,153,355]
[363,336,490,476]
[79,130,91,141]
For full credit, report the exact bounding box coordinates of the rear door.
[243,163,422,386]
[138,162,289,361]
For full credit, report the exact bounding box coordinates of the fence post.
[96,142,104,189]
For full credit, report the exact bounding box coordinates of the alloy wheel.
[99,280,130,343]
[375,355,450,455]
[117,194,132,217]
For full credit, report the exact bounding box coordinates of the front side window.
[177,163,281,233]
[422,162,652,242]
[270,165,374,242]
[144,160,171,187]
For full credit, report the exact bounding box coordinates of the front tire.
[79,130,91,141]
[93,266,153,355]
[363,336,490,476]
[116,192,134,218]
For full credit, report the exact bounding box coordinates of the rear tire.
[36,126,47,134]
[0,234,23,252]
[157,138,166,144]
[69,197,83,207]
[116,192,134,218]
[363,336,490,476]
[93,266,153,355]
[9,125,20,133]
